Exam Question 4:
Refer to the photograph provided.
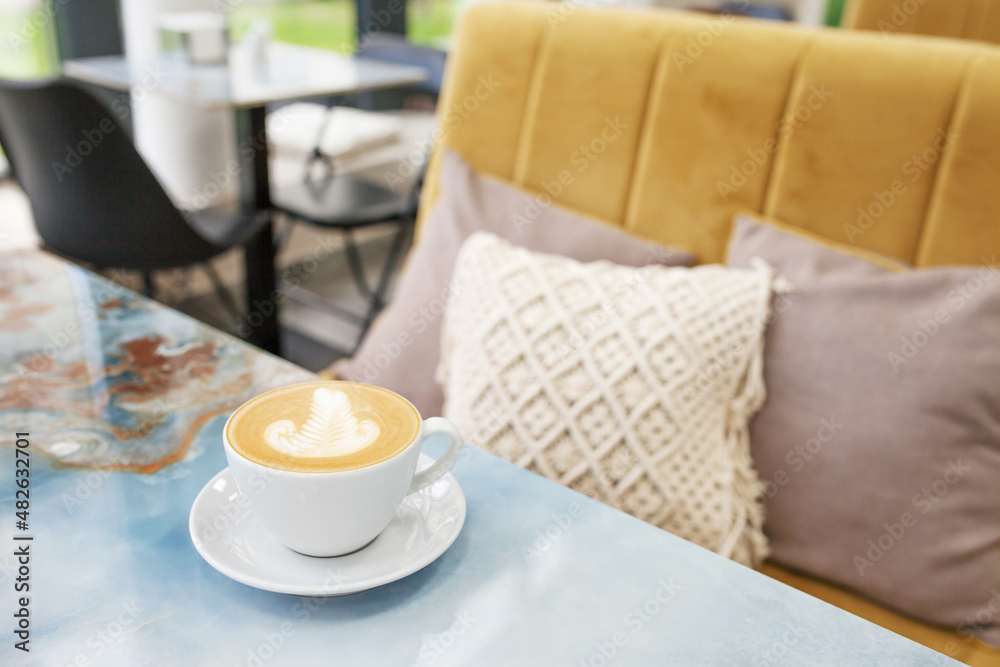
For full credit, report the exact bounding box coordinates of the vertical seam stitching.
[621,29,681,231]
[760,34,820,217]
[956,0,980,40]
[511,24,553,186]
[912,51,983,266]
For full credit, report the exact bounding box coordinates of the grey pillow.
[728,214,1000,645]
[334,151,694,417]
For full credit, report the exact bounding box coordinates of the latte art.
[225,381,421,473]
[264,388,380,457]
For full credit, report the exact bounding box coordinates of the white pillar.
[796,0,828,26]
[120,0,239,209]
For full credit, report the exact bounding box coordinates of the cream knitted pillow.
[438,232,778,566]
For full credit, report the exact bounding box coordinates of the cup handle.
[408,417,463,495]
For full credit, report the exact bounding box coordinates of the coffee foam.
[226,382,420,473]
[264,387,381,457]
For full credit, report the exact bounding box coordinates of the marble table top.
[0,250,956,665]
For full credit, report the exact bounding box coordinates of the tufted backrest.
[845,0,1000,44]
[418,2,1000,267]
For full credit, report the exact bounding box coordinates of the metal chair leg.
[273,214,296,252]
[342,227,376,300]
[371,220,411,309]
[142,271,156,299]
[201,262,242,322]
[271,210,414,356]
[353,219,412,353]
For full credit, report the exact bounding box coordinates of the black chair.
[0,111,13,182]
[270,37,446,354]
[0,77,267,307]
[356,33,448,108]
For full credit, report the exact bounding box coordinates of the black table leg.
[235,106,280,355]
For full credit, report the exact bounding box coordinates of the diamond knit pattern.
[439,233,777,566]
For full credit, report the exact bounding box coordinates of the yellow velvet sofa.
[415,3,1000,663]
[845,0,1000,44]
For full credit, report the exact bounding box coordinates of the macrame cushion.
[438,232,779,566]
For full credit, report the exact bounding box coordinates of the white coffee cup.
[223,389,463,557]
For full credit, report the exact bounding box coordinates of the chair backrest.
[845,0,1000,43]
[0,78,217,269]
[419,2,1000,268]
[0,119,13,181]
[358,34,448,99]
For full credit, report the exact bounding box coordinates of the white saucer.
[189,454,466,596]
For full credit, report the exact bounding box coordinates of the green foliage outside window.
[230,0,459,53]
[0,2,59,79]
[825,0,848,26]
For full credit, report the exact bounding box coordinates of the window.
[407,0,460,49]
[231,0,357,54]
[230,0,459,53]
[0,0,59,78]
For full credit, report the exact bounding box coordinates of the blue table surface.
[0,250,957,666]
